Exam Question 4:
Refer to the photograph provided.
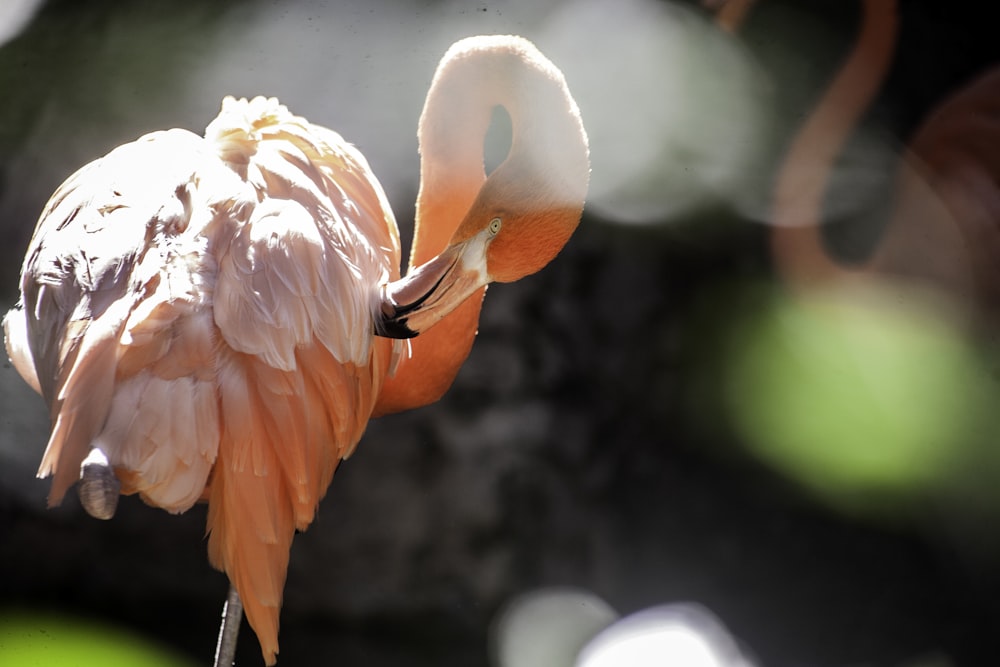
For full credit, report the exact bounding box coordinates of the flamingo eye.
[488,217,502,236]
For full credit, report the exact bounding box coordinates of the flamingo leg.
[213,584,243,667]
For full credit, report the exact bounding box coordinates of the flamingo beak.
[375,230,491,339]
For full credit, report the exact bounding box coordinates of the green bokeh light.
[723,284,997,516]
[0,610,195,667]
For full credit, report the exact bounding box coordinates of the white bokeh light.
[540,0,775,224]
[576,604,755,667]
[492,588,620,667]
[0,0,44,47]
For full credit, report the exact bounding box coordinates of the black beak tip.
[374,316,419,339]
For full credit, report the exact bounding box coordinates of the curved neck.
[770,0,898,286]
[375,36,587,415]
[410,37,589,267]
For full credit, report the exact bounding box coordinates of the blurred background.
[1,0,998,665]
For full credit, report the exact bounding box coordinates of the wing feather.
[6,95,406,666]
[3,305,41,394]
[201,97,406,663]
[11,128,236,509]
[213,98,403,370]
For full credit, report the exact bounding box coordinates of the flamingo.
[2,35,589,665]
[768,0,901,286]
[703,0,1000,317]
[760,0,1000,310]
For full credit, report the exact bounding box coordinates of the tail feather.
[207,450,292,665]
[206,340,392,664]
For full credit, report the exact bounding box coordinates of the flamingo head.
[375,161,585,339]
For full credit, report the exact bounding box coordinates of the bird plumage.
[4,35,590,665]
[5,97,404,663]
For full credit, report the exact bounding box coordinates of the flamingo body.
[4,96,403,662]
[4,36,590,664]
